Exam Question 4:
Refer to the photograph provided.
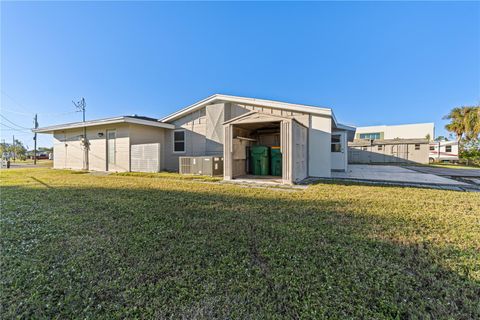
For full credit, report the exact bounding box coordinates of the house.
[348,123,435,164]
[34,94,355,184]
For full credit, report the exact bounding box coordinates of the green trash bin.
[250,145,270,176]
[270,147,282,176]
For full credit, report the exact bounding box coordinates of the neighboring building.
[354,123,434,140]
[348,122,435,164]
[348,139,430,164]
[429,141,459,163]
[35,94,355,184]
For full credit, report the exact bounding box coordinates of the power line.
[0,114,31,129]
[0,108,33,116]
[0,123,31,133]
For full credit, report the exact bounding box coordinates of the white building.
[355,123,434,140]
[35,94,355,184]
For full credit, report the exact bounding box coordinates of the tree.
[8,139,27,160]
[444,106,480,142]
[435,136,448,141]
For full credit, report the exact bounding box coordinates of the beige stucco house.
[35,94,355,184]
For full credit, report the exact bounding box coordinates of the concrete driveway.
[332,165,468,186]
[403,166,480,178]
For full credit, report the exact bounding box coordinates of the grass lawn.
[9,159,53,167]
[428,163,480,170]
[1,168,479,319]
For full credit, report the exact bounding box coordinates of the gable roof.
[159,94,335,124]
[34,115,174,133]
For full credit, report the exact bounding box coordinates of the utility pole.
[72,98,88,170]
[12,135,15,162]
[33,114,38,164]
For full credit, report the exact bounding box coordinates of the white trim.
[160,94,333,123]
[34,116,174,133]
[172,129,186,153]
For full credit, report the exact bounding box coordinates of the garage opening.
[231,121,282,183]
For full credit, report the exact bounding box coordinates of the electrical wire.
[0,114,31,129]
[0,123,32,133]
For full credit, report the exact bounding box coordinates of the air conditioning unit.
[179,156,223,176]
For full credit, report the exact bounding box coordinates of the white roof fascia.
[34,117,174,133]
[160,94,332,123]
[335,123,356,131]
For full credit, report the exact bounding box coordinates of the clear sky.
[1,1,479,148]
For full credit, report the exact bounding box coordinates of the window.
[362,147,368,151]
[359,132,381,140]
[331,134,342,152]
[415,144,420,150]
[377,145,383,151]
[429,146,435,151]
[173,130,186,153]
[445,145,452,152]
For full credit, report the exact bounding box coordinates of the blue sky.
[1,1,479,148]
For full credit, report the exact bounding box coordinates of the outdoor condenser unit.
[179,156,224,176]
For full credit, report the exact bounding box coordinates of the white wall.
[356,123,434,140]
[308,115,332,177]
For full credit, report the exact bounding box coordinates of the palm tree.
[444,107,467,142]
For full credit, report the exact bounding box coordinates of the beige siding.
[64,129,84,170]
[53,131,67,169]
[164,108,208,171]
[85,124,130,172]
[129,124,165,170]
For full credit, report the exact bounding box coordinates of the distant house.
[34,94,355,184]
[348,123,435,164]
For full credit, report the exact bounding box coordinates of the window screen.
[174,130,185,152]
[445,145,452,152]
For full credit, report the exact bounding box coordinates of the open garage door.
[131,143,161,172]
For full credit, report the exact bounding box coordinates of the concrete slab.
[332,165,468,185]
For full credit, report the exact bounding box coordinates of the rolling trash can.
[270,147,282,176]
[250,145,270,175]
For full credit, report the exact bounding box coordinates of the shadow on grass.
[1,184,479,319]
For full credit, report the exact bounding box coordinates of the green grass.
[428,163,480,170]
[1,168,479,319]
[8,159,53,167]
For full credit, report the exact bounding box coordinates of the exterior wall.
[355,123,434,140]
[88,124,130,172]
[53,131,67,169]
[331,131,348,171]
[53,129,84,170]
[309,115,332,177]
[53,124,131,172]
[163,108,208,171]
[129,124,165,170]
